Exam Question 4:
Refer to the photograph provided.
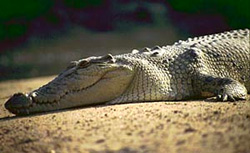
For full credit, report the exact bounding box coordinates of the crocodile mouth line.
[7,77,104,115]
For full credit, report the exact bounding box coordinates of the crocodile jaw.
[5,64,134,115]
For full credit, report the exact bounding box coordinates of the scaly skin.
[5,29,250,115]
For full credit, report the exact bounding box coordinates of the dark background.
[0,0,249,81]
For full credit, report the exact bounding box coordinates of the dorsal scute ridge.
[173,29,249,48]
[131,45,166,57]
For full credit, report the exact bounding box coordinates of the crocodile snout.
[5,93,32,113]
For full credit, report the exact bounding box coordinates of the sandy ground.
[0,76,250,153]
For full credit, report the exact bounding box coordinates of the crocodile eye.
[78,60,90,68]
[92,54,116,64]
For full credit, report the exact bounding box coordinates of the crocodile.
[5,29,250,115]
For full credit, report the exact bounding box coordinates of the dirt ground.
[0,76,250,153]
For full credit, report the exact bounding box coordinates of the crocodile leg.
[195,73,248,101]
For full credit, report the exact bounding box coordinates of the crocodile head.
[5,54,134,115]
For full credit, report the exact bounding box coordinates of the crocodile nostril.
[5,93,32,110]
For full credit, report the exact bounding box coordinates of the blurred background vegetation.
[0,0,249,81]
